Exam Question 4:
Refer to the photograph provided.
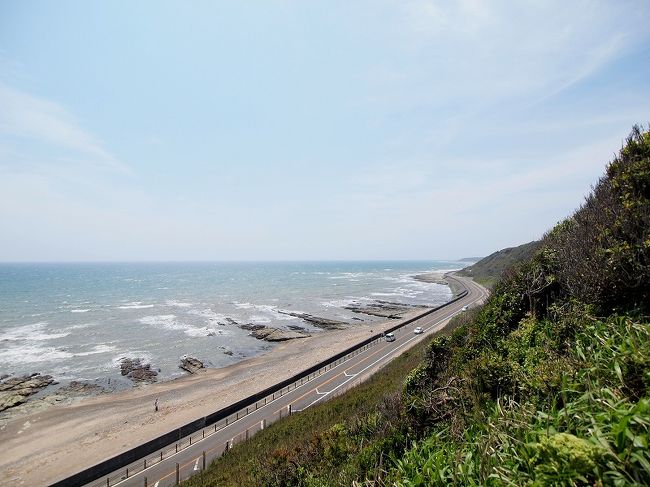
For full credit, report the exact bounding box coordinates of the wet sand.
[0,309,427,487]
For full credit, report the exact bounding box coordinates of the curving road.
[82,275,488,487]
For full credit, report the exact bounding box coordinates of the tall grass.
[389,316,650,486]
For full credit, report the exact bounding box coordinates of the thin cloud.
[0,82,132,175]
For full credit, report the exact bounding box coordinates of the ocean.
[0,261,464,390]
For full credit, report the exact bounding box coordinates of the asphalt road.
[84,275,488,487]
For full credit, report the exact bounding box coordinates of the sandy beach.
[0,308,428,487]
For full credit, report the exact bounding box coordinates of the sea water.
[0,261,464,389]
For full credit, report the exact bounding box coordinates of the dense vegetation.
[457,240,540,288]
[187,126,649,486]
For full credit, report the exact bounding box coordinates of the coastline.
[413,271,464,296]
[0,303,436,487]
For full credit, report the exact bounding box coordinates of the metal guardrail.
[51,283,470,487]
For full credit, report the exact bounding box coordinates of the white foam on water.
[1,322,70,342]
[111,350,154,368]
[371,287,421,299]
[188,308,228,323]
[70,309,90,313]
[249,314,272,324]
[233,302,301,321]
[66,323,98,330]
[0,343,74,364]
[321,296,374,308]
[117,303,155,310]
[166,300,193,308]
[139,314,227,338]
[328,272,368,280]
[75,344,116,356]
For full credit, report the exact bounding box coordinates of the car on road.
[413,326,423,334]
[461,305,468,312]
[384,332,395,342]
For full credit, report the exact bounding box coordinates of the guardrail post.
[203,451,206,470]
[144,477,148,487]
[203,429,205,438]
[144,458,147,469]
[106,478,109,487]
[226,440,229,451]
[175,463,179,485]
[288,404,292,415]
[161,451,163,461]
[190,436,192,445]
[175,443,178,453]
[126,467,129,478]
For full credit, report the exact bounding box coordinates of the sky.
[0,1,649,262]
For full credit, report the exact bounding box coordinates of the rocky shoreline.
[0,279,454,418]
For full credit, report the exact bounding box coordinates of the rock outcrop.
[275,311,348,330]
[0,373,57,412]
[179,356,204,374]
[344,300,426,319]
[119,358,158,382]
[240,323,311,342]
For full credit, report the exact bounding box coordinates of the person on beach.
[154,397,159,412]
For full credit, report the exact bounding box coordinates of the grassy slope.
[183,320,463,486]
[457,240,540,289]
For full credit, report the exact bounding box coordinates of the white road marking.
[305,308,468,409]
[343,371,358,377]
[194,457,200,471]
[153,481,160,487]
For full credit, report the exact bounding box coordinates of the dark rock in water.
[248,326,311,342]
[0,374,9,381]
[287,324,308,332]
[207,331,216,336]
[239,323,266,331]
[217,346,234,356]
[0,373,57,412]
[180,356,204,374]
[119,358,158,383]
[225,317,239,326]
[344,300,427,319]
[275,311,348,330]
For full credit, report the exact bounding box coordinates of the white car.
[413,326,423,334]
[461,305,468,312]
[384,332,395,342]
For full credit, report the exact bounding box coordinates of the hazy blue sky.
[1,1,649,261]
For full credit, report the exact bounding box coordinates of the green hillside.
[457,240,540,288]
[186,126,650,486]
